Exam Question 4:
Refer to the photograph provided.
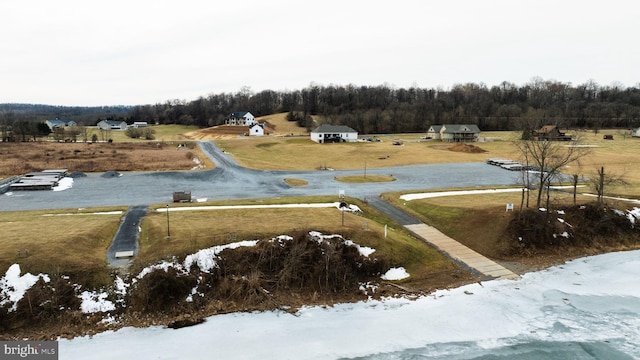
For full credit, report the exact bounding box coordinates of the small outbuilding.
[310,124,358,143]
[249,123,264,136]
[632,127,640,138]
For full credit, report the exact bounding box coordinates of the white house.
[225,112,256,126]
[45,119,77,130]
[632,127,640,138]
[426,125,443,139]
[427,124,481,142]
[130,121,148,128]
[97,120,128,130]
[310,124,358,143]
[249,123,264,136]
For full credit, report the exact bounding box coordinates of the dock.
[9,169,68,191]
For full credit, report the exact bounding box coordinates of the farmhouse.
[225,112,256,126]
[45,119,77,130]
[310,124,358,143]
[532,125,572,141]
[427,124,481,142]
[97,120,128,130]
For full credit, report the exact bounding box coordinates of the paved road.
[106,205,147,268]
[0,141,521,212]
[367,196,422,225]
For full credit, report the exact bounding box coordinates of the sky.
[1,0,638,106]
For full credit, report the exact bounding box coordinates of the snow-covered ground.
[57,249,640,359]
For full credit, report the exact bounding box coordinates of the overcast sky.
[1,0,638,106]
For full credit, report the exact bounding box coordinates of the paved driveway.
[0,141,521,211]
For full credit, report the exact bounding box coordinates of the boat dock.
[8,169,68,191]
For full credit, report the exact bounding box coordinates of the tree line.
[2,78,640,136]
[127,79,640,133]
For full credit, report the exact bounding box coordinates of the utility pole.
[166,204,171,241]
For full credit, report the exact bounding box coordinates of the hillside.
[183,112,310,140]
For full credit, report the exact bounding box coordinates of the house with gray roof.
[428,124,481,142]
[442,124,481,142]
[426,125,444,139]
[97,120,128,130]
[310,124,358,143]
[45,119,77,130]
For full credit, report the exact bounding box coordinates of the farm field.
[0,140,213,177]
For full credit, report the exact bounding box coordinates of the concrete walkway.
[368,197,519,281]
[405,223,519,280]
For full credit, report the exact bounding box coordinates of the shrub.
[125,127,143,139]
[128,268,197,314]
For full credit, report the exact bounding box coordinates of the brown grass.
[386,188,640,272]
[208,130,640,197]
[0,208,127,287]
[284,178,308,186]
[0,141,213,177]
[133,199,456,283]
[335,175,395,183]
[183,112,311,140]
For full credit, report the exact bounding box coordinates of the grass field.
[85,124,202,142]
[0,197,460,290]
[383,187,639,267]
[135,196,460,281]
[212,130,640,197]
[0,207,128,287]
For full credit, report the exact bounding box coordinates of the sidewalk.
[405,223,519,280]
[368,196,519,281]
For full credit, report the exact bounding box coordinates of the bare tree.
[66,126,81,142]
[592,167,627,206]
[514,134,590,208]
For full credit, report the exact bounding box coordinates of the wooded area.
[2,78,640,135]
[125,79,640,133]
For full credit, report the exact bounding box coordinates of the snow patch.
[80,291,116,313]
[0,264,50,312]
[381,267,410,280]
[52,177,74,191]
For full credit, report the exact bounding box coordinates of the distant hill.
[183,112,310,140]
[0,103,133,124]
